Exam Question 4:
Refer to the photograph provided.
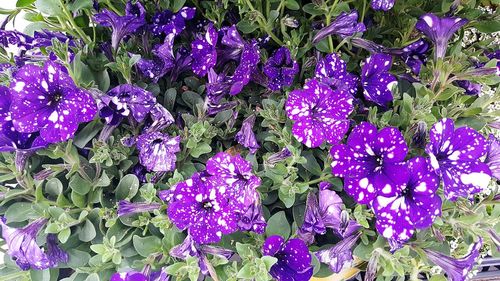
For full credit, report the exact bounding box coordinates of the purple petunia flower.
[312,10,366,44]
[204,152,261,208]
[455,80,482,95]
[0,30,34,53]
[110,271,148,281]
[167,172,241,244]
[330,122,409,204]
[424,238,482,281]
[315,53,359,96]
[234,114,260,153]
[315,232,361,273]
[416,13,468,60]
[46,234,69,268]
[191,23,218,77]
[229,41,260,96]
[237,203,266,234]
[485,134,500,180]
[0,217,67,270]
[98,84,156,126]
[136,34,176,82]
[285,79,354,148]
[426,118,491,201]
[170,235,233,275]
[94,1,146,50]
[371,0,395,11]
[298,189,360,245]
[361,53,398,107]
[262,235,313,281]
[263,47,299,90]
[400,39,430,75]
[142,103,175,133]
[136,132,180,172]
[266,148,291,165]
[117,200,161,217]
[373,157,442,243]
[151,7,196,36]
[9,61,97,143]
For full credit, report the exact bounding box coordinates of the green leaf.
[84,273,100,281]
[5,202,36,223]
[66,249,91,267]
[164,88,177,111]
[285,0,300,10]
[58,227,71,243]
[472,20,500,33]
[73,121,103,148]
[300,151,322,176]
[181,91,203,109]
[71,191,87,208]
[35,0,63,16]
[78,219,96,242]
[68,0,92,12]
[133,235,162,257]
[69,174,92,195]
[17,0,36,7]
[45,178,63,197]
[302,3,324,15]
[171,0,186,12]
[237,264,254,279]
[30,269,51,281]
[237,20,258,34]
[190,142,212,157]
[115,174,140,200]
[265,211,290,239]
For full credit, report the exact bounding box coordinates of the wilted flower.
[94,1,146,50]
[266,148,291,165]
[312,10,366,44]
[142,104,175,134]
[262,235,313,281]
[424,238,483,281]
[416,13,468,60]
[136,34,176,82]
[191,23,218,77]
[46,234,69,268]
[0,217,67,270]
[371,0,395,11]
[9,61,97,143]
[411,121,428,148]
[228,41,260,95]
[485,134,500,180]
[361,53,398,107]
[0,30,34,53]
[426,118,491,200]
[400,39,430,75]
[151,7,196,36]
[117,200,161,217]
[315,53,359,96]
[136,132,181,172]
[285,79,354,148]
[237,203,266,234]
[263,47,299,91]
[315,232,361,273]
[454,80,482,95]
[330,122,409,204]
[98,84,156,126]
[373,157,441,243]
[234,114,260,153]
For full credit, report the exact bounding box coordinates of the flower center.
[52,92,63,102]
[152,138,163,145]
[202,201,213,210]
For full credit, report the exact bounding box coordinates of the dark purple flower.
[361,53,398,107]
[371,0,395,11]
[237,203,266,234]
[118,200,161,217]
[485,134,500,180]
[312,10,366,44]
[373,157,441,243]
[167,172,242,244]
[263,47,299,90]
[315,53,359,96]
[319,181,331,190]
[9,61,97,143]
[170,235,232,275]
[424,238,482,281]
[486,50,500,75]
[206,68,232,105]
[400,39,430,75]
[235,114,259,153]
[0,30,34,52]
[0,217,52,270]
[110,271,148,281]
[204,97,238,116]
[330,122,409,204]
[262,235,313,281]
[350,38,391,54]
[136,34,176,82]
[285,79,354,148]
[142,104,175,134]
[46,234,69,268]
[454,80,481,95]
[315,232,361,273]
[266,148,291,165]
[426,119,491,201]
[32,29,75,49]
[416,13,468,60]
[191,23,218,77]
[205,152,261,208]
[98,84,156,126]
[136,132,180,172]
[151,7,196,36]
[228,41,260,96]
[94,1,146,50]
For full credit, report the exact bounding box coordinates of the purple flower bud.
[237,203,267,234]
[454,80,481,95]
[313,10,366,44]
[117,200,161,217]
[364,250,380,281]
[267,148,291,165]
[315,232,361,273]
[234,114,260,153]
[371,0,395,11]
[488,229,500,252]
[485,134,500,180]
[411,121,427,148]
[46,234,69,267]
[423,238,483,281]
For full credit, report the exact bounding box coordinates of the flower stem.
[306,174,333,185]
